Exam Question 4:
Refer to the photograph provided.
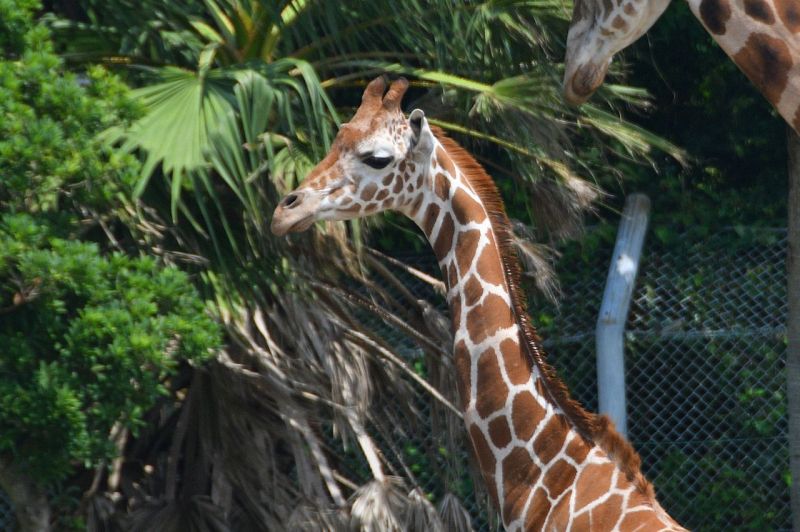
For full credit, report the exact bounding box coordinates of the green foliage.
[0,0,39,53]
[0,214,218,482]
[0,0,220,488]
[658,449,784,531]
[610,1,786,229]
[0,3,140,213]
[46,0,687,279]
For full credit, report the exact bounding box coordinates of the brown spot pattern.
[455,229,481,274]
[434,172,450,200]
[591,494,623,529]
[744,0,775,23]
[511,392,545,440]
[612,15,628,30]
[575,462,615,510]
[572,509,590,530]
[451,296,462,329]
[433,213,455,260]
[488,416,513,448]
[469,424,497,507]
[699,0,732,34]
[466,294,513,344]
[408,194,423,216]
[447,262,458,290]
[452,187,486,225]
[565,434,591,464]
[464,275,483,306]
[623,2,635,15]
[502,447,538,523]
[469,423,496,477]
[453,341,471,408]
[422,203,440,236]
[545,493,572,530]
[360,183,377,201]
[524,488,551,531]
[475,348,509,417]
[733,32,792,105]
[775,0,800,32]
[375,189,389,201]
[392,178,403,194]
[533,415,567,464]
[543,459,576,499]
[436,146,456,177]
[499,337,532,385]
[476,239,504,285]
[620,510,669,530]
[381,173,394,186]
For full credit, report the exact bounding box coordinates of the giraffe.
[563,0,800,133]
[271,76,686,531]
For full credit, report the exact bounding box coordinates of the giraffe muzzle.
[564,61,609,105]
[271,190,318,236]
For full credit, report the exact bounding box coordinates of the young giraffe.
[563,0,800,133]
[271,76,686,531]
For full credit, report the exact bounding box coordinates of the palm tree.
[47,1,685,529]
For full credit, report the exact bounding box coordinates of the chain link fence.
[350,225,791,531]
[0,227,790,530]
[541,227,790,531]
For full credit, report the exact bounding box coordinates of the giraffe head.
[270,76,436,236]
[564,0,672,105]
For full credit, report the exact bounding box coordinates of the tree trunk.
[787,127,800,532]
[0,458,50,532]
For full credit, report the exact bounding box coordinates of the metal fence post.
[596,194,651,437]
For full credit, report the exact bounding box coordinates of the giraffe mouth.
[271,188,325,237]
[271,213,315,237]
[564,61,609,105]
[286,215,316,234]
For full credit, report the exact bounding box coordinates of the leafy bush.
[0,214,219,482]
[0,0,220,489]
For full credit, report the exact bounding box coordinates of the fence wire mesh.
[0,227,790,531]
[341,226,791,531]
[535,227,790,531]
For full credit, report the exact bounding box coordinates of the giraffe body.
[271,77,686,531]
[564,0,800,133]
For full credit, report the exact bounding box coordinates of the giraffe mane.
[431,126,655,499]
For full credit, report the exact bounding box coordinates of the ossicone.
[362,76,387,104]
[382,77,409,110]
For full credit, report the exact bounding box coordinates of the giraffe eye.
[362,155,393,169]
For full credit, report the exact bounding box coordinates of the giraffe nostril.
[282,193,301,209]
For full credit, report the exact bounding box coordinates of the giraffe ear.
[408,108,433,157]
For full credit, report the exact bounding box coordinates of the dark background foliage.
[0,0,792,530]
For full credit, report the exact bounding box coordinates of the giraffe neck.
[401,133,679,530]
[404,138,574,525]
[686,0,800,130]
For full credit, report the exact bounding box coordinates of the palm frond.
[49,2,693,530]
